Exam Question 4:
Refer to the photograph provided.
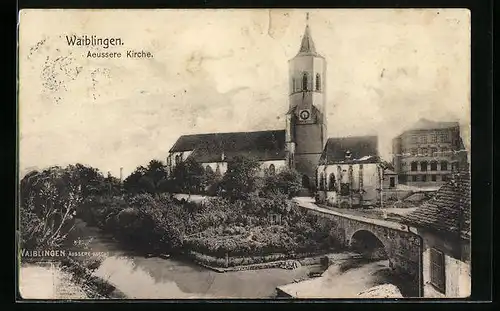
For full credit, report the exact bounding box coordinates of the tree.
[123,160,169,195]
[262,167,302,198]
[104,172,123,196]
[123,165,147,194]
[19,166,82,248]
[66,163,107,199]
[171,158,206,194]
[142,160,170,194]
[206,166,223,196]
[276,168,302,198]
[221,156,261,201]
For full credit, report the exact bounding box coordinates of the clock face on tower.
[299,109,311,121]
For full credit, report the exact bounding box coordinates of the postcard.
[17,8,471,299]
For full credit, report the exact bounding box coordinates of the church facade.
[166,19,386,199]
[315,136,387,207]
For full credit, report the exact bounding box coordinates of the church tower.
[286,14,327,191]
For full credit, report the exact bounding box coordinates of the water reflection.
[93,254,314,299]
[73,220,314,299]
[94,256,213,299]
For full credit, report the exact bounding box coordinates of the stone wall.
[187,250,327,271]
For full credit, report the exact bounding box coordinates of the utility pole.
[107,170,112,196]
[119,167,125,197]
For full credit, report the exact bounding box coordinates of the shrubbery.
[261,168,302,199]
[20,156,332,266]
[20,167,82,249]
[19,164,125,250]
[78,191,340,261]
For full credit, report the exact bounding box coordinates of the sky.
[19,9,471,178]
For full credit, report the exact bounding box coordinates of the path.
[292,197,411,232]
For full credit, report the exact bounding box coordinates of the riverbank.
[277,259,408,298]
[19,262,88,299]
[60,257,127,299]
[51,219,324,298]
[188,251,361,273]
[19,258,127,300]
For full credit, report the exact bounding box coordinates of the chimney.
[120,167,123,182]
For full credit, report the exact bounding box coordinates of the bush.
[262,168,302,199]
[20,167,81,249]
[73,180,338,261]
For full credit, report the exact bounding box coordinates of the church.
[166,17,386,202]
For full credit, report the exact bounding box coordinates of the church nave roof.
[169,130,287,163]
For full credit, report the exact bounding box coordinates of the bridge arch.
[349,229,389,261]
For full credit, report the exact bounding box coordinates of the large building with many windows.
[392,119,468,187]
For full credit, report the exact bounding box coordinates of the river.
[68,219,321,299]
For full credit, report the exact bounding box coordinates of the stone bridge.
[294,199,423,296]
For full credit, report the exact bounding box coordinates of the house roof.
[319,136,380,165]
[169,130,286,163]
[401,170,471,240]
[384,169,397,175]
[406,118,460,132]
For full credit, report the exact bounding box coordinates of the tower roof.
[299,25,316,53]
[294,18,323,58]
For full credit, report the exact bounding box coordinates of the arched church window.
[302,72,308,91]
[319,173,325,191]
[420,161,428,172]
[292,78,296,92]
[268,164,276,175]
[205,165,213,175]
[328,173,336,191]
[316,73,321,91]
[215,164,221,175]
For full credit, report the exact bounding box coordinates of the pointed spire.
[297,12,319,56]
[299,26,316,54]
